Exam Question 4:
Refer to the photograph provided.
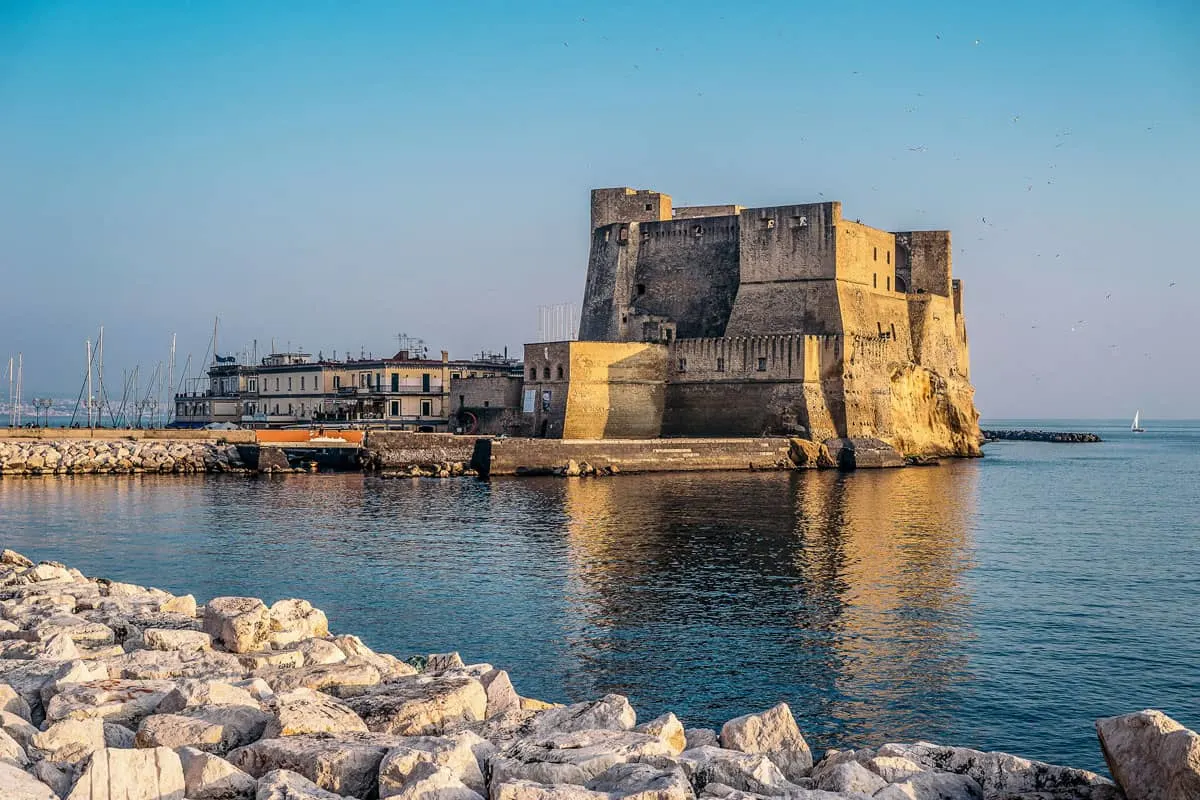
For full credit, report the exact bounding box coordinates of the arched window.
[556,365,564,380]
[529,368,536,380]
[543,366,550,379]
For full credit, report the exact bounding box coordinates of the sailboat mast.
[86,340,93,429]
[167,333,176,426]
[15,354,21,429]
[6,356,12,428]
[97,326,104,427]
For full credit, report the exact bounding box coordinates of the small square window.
[757,357,767,371]
[678,358,687,372]
[644,203,653,211]
[716,357,725,372]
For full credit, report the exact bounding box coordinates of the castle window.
[556,365,564,380]
[716,357,725,372]
[891,323,897,339]
[637,284,646,295]
[542,367,550,379]
[757,357,767,371]
[529,368,536,380]
[693,225,703,236]
[887,251,891,264]
[621,315,627,324]
[873,274,877,288]
[644,203,653,211]
[877,322,883,335]
[484,401,490,407]
[873,247,878,261]
[887,276,891,291]
[678,358,687,372]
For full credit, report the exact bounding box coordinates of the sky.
[1,0,1197,419]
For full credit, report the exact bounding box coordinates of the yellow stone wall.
[562,342,668,439]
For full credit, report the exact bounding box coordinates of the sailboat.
[1131,410,1145,433]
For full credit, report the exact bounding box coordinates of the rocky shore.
[0,441,247,476]
[1,550,1197,799]
[981,431,1103,444]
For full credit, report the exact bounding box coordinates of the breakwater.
[1,548,1195,799]
[0,439,247,476]
[982,430,1103,443]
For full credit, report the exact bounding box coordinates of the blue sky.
[1,0,1197,418]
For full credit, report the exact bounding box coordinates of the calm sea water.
[2,420,1197,772]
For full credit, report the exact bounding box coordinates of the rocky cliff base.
[0,441,247,477]
[1,548,1195,799]
[879,366,982,459]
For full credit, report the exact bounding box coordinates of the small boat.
[1131,410,1145,433]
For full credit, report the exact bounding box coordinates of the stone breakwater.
[0,440,247,477]
[981,431,1103,444]
[0,550,1196,800]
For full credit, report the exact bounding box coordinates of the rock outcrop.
[0,547,1174,800]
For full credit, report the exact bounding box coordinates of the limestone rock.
[0,759,58,800]
[144,628,212,652]
[1,708,40,749]
[1,549,36,568]
[0,681,33,721]
[875,741,1115,796]
[0,725,29,765]
[31,759,74,798]
[345,674,486,735]
[532,694,636,736]
[719,703,813,781]
[480,669,521,719]
[135,704,270,754]
[155,679,261,714]
[177,746,257,800]
[267,600,329,649]
[635,713,687,756]
[329,635,418,682]
[103,648,245,681]
[46,679,177,728]
[812,761,886,795]
[493,780,609,800]
[873,771,982,800]
[382,760,484,800]
[684,730,719,751]
[378,731,492,796]
[674,746,797,796]
[1096,709,1200,800]
[263,688,369,738]
[40,658,111,710]
[787,439,835,469]
[261,659,382,698]
[291,638,347,667]
[66,745,186,800]
[227,732,401,797]
[104,721,137,747]
[862,755,924,783]
[585,761,695,800]
[160,594,198,618]
[491,729,675,787]
[256,768,350,800]
[30,716,106,764]
[203,597,271,654]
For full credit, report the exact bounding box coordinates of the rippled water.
[2,420,1198,772]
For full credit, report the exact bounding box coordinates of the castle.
[518,187,981,457]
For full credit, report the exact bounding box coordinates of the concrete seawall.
[2,427,256,443]
[471,437,795,477]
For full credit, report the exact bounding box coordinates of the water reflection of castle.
[554,465,979,748]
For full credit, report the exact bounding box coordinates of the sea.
[1,419,1197,774]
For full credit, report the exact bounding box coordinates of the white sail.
[1132,410,1141,431]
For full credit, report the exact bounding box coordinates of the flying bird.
[1169,282,1176,287]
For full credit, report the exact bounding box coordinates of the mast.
[167,333,176,426]
[97,326,105,427]
[6,356,11,428]
[86,340,93,429]
[14,354,21,429]
[213,316,219,365]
